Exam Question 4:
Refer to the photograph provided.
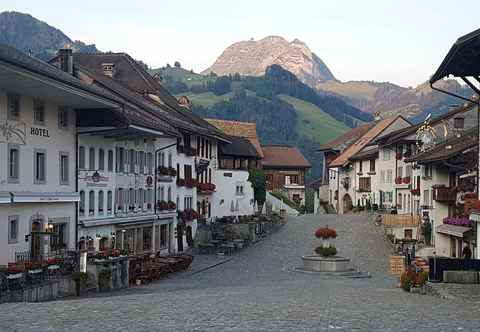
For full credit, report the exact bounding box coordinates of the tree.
[174,61,181,68]
[248,169,266,213]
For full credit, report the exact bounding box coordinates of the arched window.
[79,191,85,216]
[107,191,113,214]
[89,148,95,170]
[98,190,104,214]
[79,146,85,169]
[88,190,95,216]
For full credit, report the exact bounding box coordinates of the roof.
[405,128,478,164]
[329,116,401,168]
[206,118,264,158]
[319,122,374,152]
[219,136,261,158]
[374,103,475,147]
[349,147,379,161]
[261,145,311,168]
[66,54,227,139]
[436,224,472,238]
[431,28,480,83]
[0,43,122,105]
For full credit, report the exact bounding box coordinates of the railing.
[433,187,456,202]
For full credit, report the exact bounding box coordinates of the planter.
[301,255,351,272]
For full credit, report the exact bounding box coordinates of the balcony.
[156,200,176,212]
[433,186,456,203]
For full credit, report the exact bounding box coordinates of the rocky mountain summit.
[202,36,336,86]
[0,11,98,60]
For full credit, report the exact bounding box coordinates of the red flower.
[402,177,411,184]
[315,227,337,239]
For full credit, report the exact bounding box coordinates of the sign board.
[80,251,87,273]
[389,255,405,275]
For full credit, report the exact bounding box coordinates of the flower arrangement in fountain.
[314,226,338,257]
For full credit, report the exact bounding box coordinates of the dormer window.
[102,63,116,77]
[454,117,464,129]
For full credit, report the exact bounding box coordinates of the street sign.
[389,255,405,274]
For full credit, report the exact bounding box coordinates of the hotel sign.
[30,127,50,138]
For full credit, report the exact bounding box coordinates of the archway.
[342,194,353,213]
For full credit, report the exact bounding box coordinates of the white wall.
[212,169,255,218]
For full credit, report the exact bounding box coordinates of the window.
[147,189,153,209]
[236,185,244,195]
[50,222,68,250]
[423,190,430,206]
[369,159,375,172]
[89,191,95,216]
[380,170,385,184]
[99,149,105,171]
[98,190,104,214]
[139,151,145,174]
[79,191,85,216]
[59,152,69,185]
[359,177,371,192]
[160,186,165,201]
[160,224,167,248]
[398,193,403,209]
[129,189,135,210]
[117,188,124,211]
[406,165,412,178]
[386,169,393,184]
[184,164,192,181]
[79,146,86,170]
[33,99,45,125]
[58,107,68,129]
[148,153,153,174]
[8,216,18,244]
[383,149,391,161]
[108,150,114,172]
[168,187,172,201]
[129,149,135,173]
[423,165,432,178]
[359,161,363,173]
[139,189,144,208]
[34,149,46,184]
[184,196,193,209]
[107,191,113,214]
[89,148,95,170]
[168,153,172,168]
[397,166,403,178]
[8,144,19,183]
[454,117,464,129]
[7,93,20,120]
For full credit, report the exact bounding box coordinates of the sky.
[2,0,480,87]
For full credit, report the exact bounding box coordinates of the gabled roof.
[0,43,122,105]
[349,146,379,161]
[374,103,475,147]
[261,145,311,169]
[206,119,264,158]
[319,122,374,152]
[329,116,401,168]
[405,128,478,164]
[219,136,261,158]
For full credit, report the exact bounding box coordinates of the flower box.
[168,167,177,177]
[410,188,420,195]
[443,217,471,227]
[402,177,411,184]
[157,166,171,176]
[177,178,186,187]
[167,201,176,210]
[157,200,168,211]
[395,177,403,184]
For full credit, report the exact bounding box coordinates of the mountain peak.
[202,35,336,84]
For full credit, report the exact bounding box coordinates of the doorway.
[342,194,353,213]
[31,220,43,262]
[177,224,184,252]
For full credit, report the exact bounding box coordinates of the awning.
[11,192,80,203]
[436,224,472,238]
[81,214,174,228]
[430,28,480,84]
[0,191,12,204]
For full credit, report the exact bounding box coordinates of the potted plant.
[314,226,338,257]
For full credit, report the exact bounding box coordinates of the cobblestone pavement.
[2,214,480,332]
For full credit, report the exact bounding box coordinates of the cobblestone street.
[2,214,480,331]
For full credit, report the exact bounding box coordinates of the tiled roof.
[206,119,264,157]
[329,116,400,168]
[406,128,478,164]
[219,136,261,158]
[261,145,311,168]
[319,123,374,152]
[0,43,122,105]
[349,146,379,161]
[375,103,475,146]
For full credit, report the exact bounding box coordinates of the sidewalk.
[179,253,232,277]
[426,282,480,301]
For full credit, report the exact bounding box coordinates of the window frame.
[8,215,19,244]
[108,150,114,172]
[58,106,69,129]
[34,148,47,184]
[33,99,46,125]
[7,143,20,183]
[98,149,105,171]
[7,93,20,120]
[89,147,96,170]
[59,151,70,185]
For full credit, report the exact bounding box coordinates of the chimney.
[58,49,73,74]
[102,63,116,78]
